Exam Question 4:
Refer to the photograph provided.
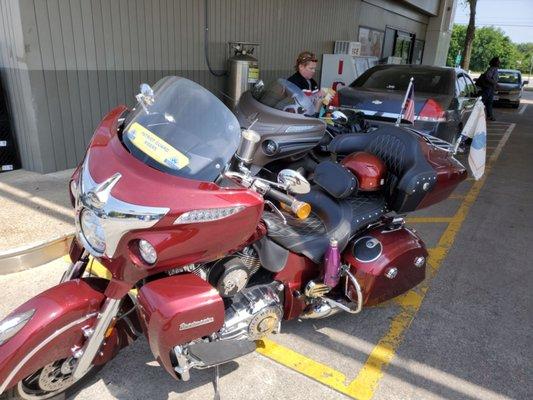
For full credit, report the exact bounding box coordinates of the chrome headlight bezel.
[0,309,35,346]
[74,155,170,258]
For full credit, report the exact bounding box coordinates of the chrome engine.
[172,282,283,380]
[218,283,283,340]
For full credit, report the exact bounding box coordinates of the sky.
[454,0,533,44]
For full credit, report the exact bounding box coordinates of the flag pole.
[395,77,414,127]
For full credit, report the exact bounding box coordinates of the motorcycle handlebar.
[223,170,312,219]
[266,187,311,220]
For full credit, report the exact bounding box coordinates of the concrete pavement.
[0,95,531,399]
[0,168,74,253]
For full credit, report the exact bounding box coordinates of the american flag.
[402,81,415,124]
[396,78,415,126]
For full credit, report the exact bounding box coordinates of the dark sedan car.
[337,65,478,144]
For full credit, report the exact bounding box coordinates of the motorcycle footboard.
[188,340,256,366]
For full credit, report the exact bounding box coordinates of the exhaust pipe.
[301,266,363,319]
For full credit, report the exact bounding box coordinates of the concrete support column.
[422,0,458,66]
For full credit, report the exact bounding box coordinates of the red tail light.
[418,99,447,122]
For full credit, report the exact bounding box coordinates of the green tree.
[469,26,517,71]
[447,24,467,67]
[447,25,528,72]
[515,43,533,75]
[460,0,477,70]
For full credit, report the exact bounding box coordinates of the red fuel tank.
[342,224,427,306]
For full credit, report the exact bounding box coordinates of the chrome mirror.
[277,169,310,194]
[331,110,348,124]
[140,83,154,97]
[252,80,264,97]
[136,83,155,112]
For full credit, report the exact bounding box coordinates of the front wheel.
[0,358,101,400]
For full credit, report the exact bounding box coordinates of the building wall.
[0,0,44,172]
[0,0,445,173]
[358,0,429,38]
[423,0,457,66]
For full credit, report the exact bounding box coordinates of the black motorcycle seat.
[263,189,386,263]
[348,193,387,233]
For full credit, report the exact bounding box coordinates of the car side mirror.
[523,80,529,86]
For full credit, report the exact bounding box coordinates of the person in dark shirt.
[481,56,500,121]
[288,51,330,113]
[288,51,320,92]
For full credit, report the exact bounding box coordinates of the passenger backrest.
[328,126,437,213]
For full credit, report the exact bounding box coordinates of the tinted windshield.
[123,76,240,182]
[498,71,520,84]
[252,79,316,116]
[351,67,453,95]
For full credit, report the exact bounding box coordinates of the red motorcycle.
[0,77,466,399]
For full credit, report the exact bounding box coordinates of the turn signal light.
[293,201,312,220]
[279,201,312,219]
[174,206,245,224]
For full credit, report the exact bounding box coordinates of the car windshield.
[252,79,316,116]
[498,71,520,84]
[122,76,240,182]
[351,67,453,95]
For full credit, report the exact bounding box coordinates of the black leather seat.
[263,189,386,263]
[348,193,387,232]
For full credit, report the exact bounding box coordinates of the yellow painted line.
[344,122,515,400]
[346,290,426,399]
[447,194,465,200]
[61,254,111,279]
[256,339,355,397]
[87,257,113,280]
[62,255,138,295]
[86,258,139,296]
[405,217,453,223]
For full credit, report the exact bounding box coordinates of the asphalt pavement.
[0,94,531,400]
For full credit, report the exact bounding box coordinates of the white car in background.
[494,69,529,108]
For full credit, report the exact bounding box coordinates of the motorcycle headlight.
[80,209,106,253]
[138,239,157,264]
[0,309,35,346]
